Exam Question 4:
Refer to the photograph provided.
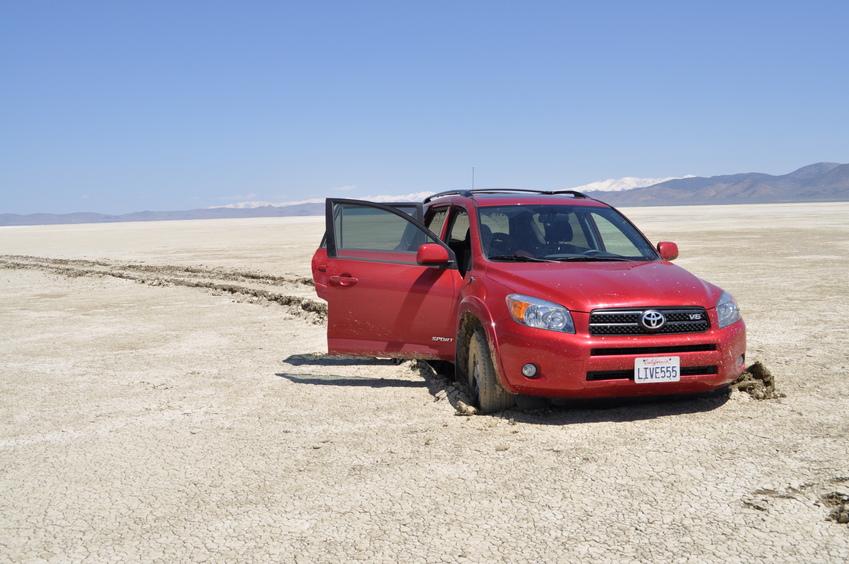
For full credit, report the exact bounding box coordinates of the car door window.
[319,201,422,249]
[327,199,450,265]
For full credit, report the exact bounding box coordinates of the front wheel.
[466,330,516,413]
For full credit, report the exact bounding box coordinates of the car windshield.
[477,204,658,262]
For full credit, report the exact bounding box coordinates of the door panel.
[324,199,460,359]
[326,259,459,358]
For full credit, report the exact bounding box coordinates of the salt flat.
[1,202,847,563]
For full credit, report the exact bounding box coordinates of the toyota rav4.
[311,190,746,413]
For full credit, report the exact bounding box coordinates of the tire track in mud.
[0,254,327,324]
[2,255,466,409]
[3,255,782,418]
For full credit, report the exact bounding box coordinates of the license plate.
[634,356,680,383]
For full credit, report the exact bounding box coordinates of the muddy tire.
[466,330,516,413]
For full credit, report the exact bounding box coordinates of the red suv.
[311,190,746,413]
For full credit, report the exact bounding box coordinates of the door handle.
[317,264,327,272]
[329,275,358,287]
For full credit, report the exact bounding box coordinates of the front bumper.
[491,313,746,399]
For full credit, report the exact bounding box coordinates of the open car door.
[320,198,461,360]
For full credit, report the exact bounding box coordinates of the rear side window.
[447,208,470,244]
[425,207,449,238]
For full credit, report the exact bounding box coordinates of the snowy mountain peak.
[573,175,695,193]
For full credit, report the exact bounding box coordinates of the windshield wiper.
[488,255,559,263]
[550,256,632,262]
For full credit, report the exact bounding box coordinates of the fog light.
[521,363,538,378]
[738,354,745,366]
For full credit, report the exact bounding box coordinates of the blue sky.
[2,1,848,215]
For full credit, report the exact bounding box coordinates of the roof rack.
[423,190,472,202]
[423,188,588,203]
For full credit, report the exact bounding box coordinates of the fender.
[456,292,518,395]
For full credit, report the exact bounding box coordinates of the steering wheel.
[582,249,604,256]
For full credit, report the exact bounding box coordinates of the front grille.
[591,344,717,356]
[589,307,709,336]
[587,365,718,382]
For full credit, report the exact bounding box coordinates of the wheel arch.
[455,297,515,395]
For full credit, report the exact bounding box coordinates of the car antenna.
[472,166,475,189]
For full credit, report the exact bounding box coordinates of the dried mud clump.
[731,361,784,400]
[822,491,849,524]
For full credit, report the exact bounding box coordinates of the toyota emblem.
[640,310,666,330]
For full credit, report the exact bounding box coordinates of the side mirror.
[416,243,451,265]
[657,241,679,261]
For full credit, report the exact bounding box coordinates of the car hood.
[483,260,721,312]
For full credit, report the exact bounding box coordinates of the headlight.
[716,290,741,328]
[506,294,575,333]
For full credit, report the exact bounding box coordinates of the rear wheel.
[466,330,516,413]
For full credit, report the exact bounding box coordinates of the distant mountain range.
[586,162,849,206]
[0,203,325,227]
[2,162,847,226]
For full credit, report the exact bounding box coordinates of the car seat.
[543,216,578,254]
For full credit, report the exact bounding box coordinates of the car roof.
[423,189,610,208]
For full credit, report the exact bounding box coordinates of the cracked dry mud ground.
[1,205,848,563]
